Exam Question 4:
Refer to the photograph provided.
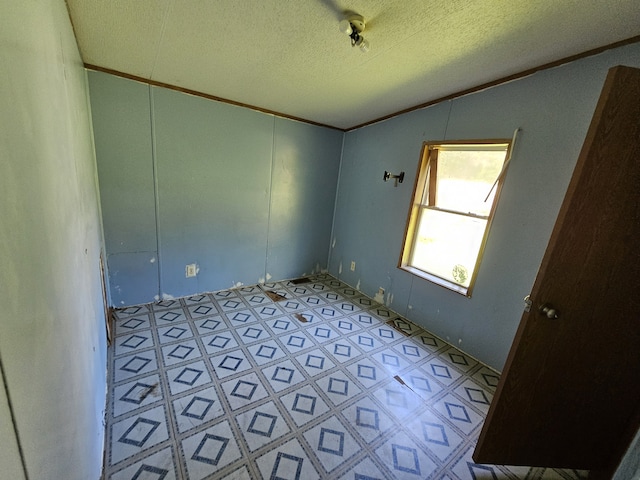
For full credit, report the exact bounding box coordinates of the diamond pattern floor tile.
[180,420,243,480]
[255,438,319,480]
[235,400,291,451]
[113,374,163,417]
[316,370,362,407]
[209,349,252,379]
[337,456,388,480]
[303,415,361,473]
[161,339,202,367]
[407,407,466,463]
[157,323,194,344]
[104,274,587,480]
[172,386,225,434]
[341,396,395,444]
[375,430,439,478]
[110,405,170,465]
[114,331,154,356]
[154,308,187,326]
[186,302,218,319]
[262,359,306,392]
[113,351,158,383]
[109,446,178,480]
[166,360,212,396]
[280,383,331,427]
[432,393,486,436]
[220,371,270,411]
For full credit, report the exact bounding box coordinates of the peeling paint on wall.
[150,257,156,263]
[356,280,361,291]
[338,262,342,274]
[386,292,394,307]
[266,273,272,281]
[161,293,175,300]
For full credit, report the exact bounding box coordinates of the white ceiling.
[66,0,640,130]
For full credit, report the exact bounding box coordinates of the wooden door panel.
[473,66,640,471]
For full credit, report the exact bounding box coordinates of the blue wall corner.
[89,73,343,304]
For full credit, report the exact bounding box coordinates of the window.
[399,140,511,296]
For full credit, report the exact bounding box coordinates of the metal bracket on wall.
[383,170,405,187]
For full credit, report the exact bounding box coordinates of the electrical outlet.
[185,264,197,277]
[350,261,356,271]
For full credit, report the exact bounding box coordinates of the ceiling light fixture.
[339,14,370,53]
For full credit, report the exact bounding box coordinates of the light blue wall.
[89,42,640,373]
[90,74,158,305]
[268,119,343,279]
[0,0,108,478]
[89,73,342,305]
[330,42,640,370]
[153,87,274,297]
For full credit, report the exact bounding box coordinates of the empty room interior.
[2,1,640,479]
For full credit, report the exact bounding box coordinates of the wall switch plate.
[186,264,197,277]
[350,261,356,271]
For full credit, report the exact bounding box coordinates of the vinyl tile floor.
[104,273,587,480]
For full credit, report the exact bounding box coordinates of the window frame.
[398,139,512,297]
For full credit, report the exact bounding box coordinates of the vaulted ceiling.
[66,0,640,130]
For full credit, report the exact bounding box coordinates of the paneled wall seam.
[265,116,276,281]
[327,133,346,270]
[406,276,416,321]
[442,100,453,141]
[0,353,29,480]
[149,86,163,299]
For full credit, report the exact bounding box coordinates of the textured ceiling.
[66,0,640,130]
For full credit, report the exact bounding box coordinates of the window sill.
[399,265,471,297]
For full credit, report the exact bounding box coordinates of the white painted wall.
[0,0,107,478]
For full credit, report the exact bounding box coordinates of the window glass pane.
[434,148,506,216]
[410,208,487,287]
[400,140,511,296]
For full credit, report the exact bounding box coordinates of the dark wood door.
[473,66,640,473]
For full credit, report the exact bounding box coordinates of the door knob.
[539,303,559,319]
[523,295,532,312]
